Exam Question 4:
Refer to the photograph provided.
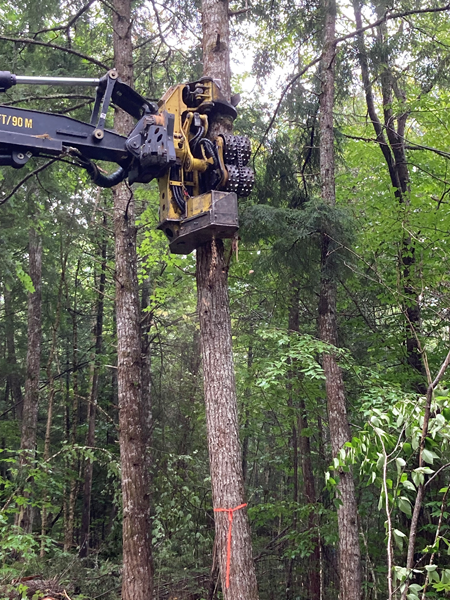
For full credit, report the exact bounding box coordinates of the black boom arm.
[0,69,173,187]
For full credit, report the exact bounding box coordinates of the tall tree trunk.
[41,248,67,555]
[18,226,42,533]
[298,402,321,599]
[79,223,106,558]
[241,345,252,483]
[141,275,152,473]
[318,1,361,598]
[197,245,259,600]
[352,0,425,392]
[287,286,320,600]
[112,1,153,597]
[286,291,299,600]
[64,257,81,551]
[198,2,259,599]
[4,288,23,420]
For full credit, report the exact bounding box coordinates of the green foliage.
[0,514,38,564]
[14,264,34,294]
[3,0,450,598]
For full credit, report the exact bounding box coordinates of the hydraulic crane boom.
[0,69,254,254]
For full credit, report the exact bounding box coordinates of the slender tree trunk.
[198,2,259,598]
[202,0,231,100]
[353,0,425,391]
[64,257,81,551]
[318,1,361,598]
[18,226,42,533]
[286,291,299,600]
[112,1,153,596]
[197,244,259,600]
[79,224,106,557]
[298,402,321,599]
[288,286,320,600]
[79,361,96,556]
[141,275,152,472]
[401,351,450,600]
[4,289,23,420]
[241,345,252,483]
[207,539,220,600]
[41,249,66,555]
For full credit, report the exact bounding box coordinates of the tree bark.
[202,0,231,100]
[198,2,259,598]
[79,222,106,558]
[318,1,362,598]
[4,288,23,420]
[288,286,320,600]
[197,242,259,600]
[41,248,67,555]
[112,0,153,596]
[353,0,425,391]
[298,404,321,600]
[141,275,152,473]
[64,257,81,551]
[18,225,42,533]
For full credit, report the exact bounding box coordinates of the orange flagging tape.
[214,503,247,589]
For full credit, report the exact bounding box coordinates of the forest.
[1,0,450,599]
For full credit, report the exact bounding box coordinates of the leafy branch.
[0,159,57,206]
[255,2,450,158]
[402,348,450,599]
[0,34,110,69]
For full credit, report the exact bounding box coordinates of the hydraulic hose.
[189,125,204,155]
[200,138,219,168]
[171,184,186,212]
[168,166,187,212]
[85,161,128,188]
[200,138,222,189]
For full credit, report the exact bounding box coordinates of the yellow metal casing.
[156,79,239,253]
[170,191,238,255]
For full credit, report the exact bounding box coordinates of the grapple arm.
[0,70,255,253]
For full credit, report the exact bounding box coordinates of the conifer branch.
[0,159,57,206]
[0,35,110,69]
[253,56,322,161]
[335,3,450,46]
[256,3,450,159]
[31,0,97,36]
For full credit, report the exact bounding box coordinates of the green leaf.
[398,496,412,518]
[422,448,438,464]
[412,470,423,487]
[15,263,34,293]
[378,493,384,511]
[376,452,385,470]
[393,528,407,550]
[402,479,416,491]
[403,442,413,456]
[396,457,406,473]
